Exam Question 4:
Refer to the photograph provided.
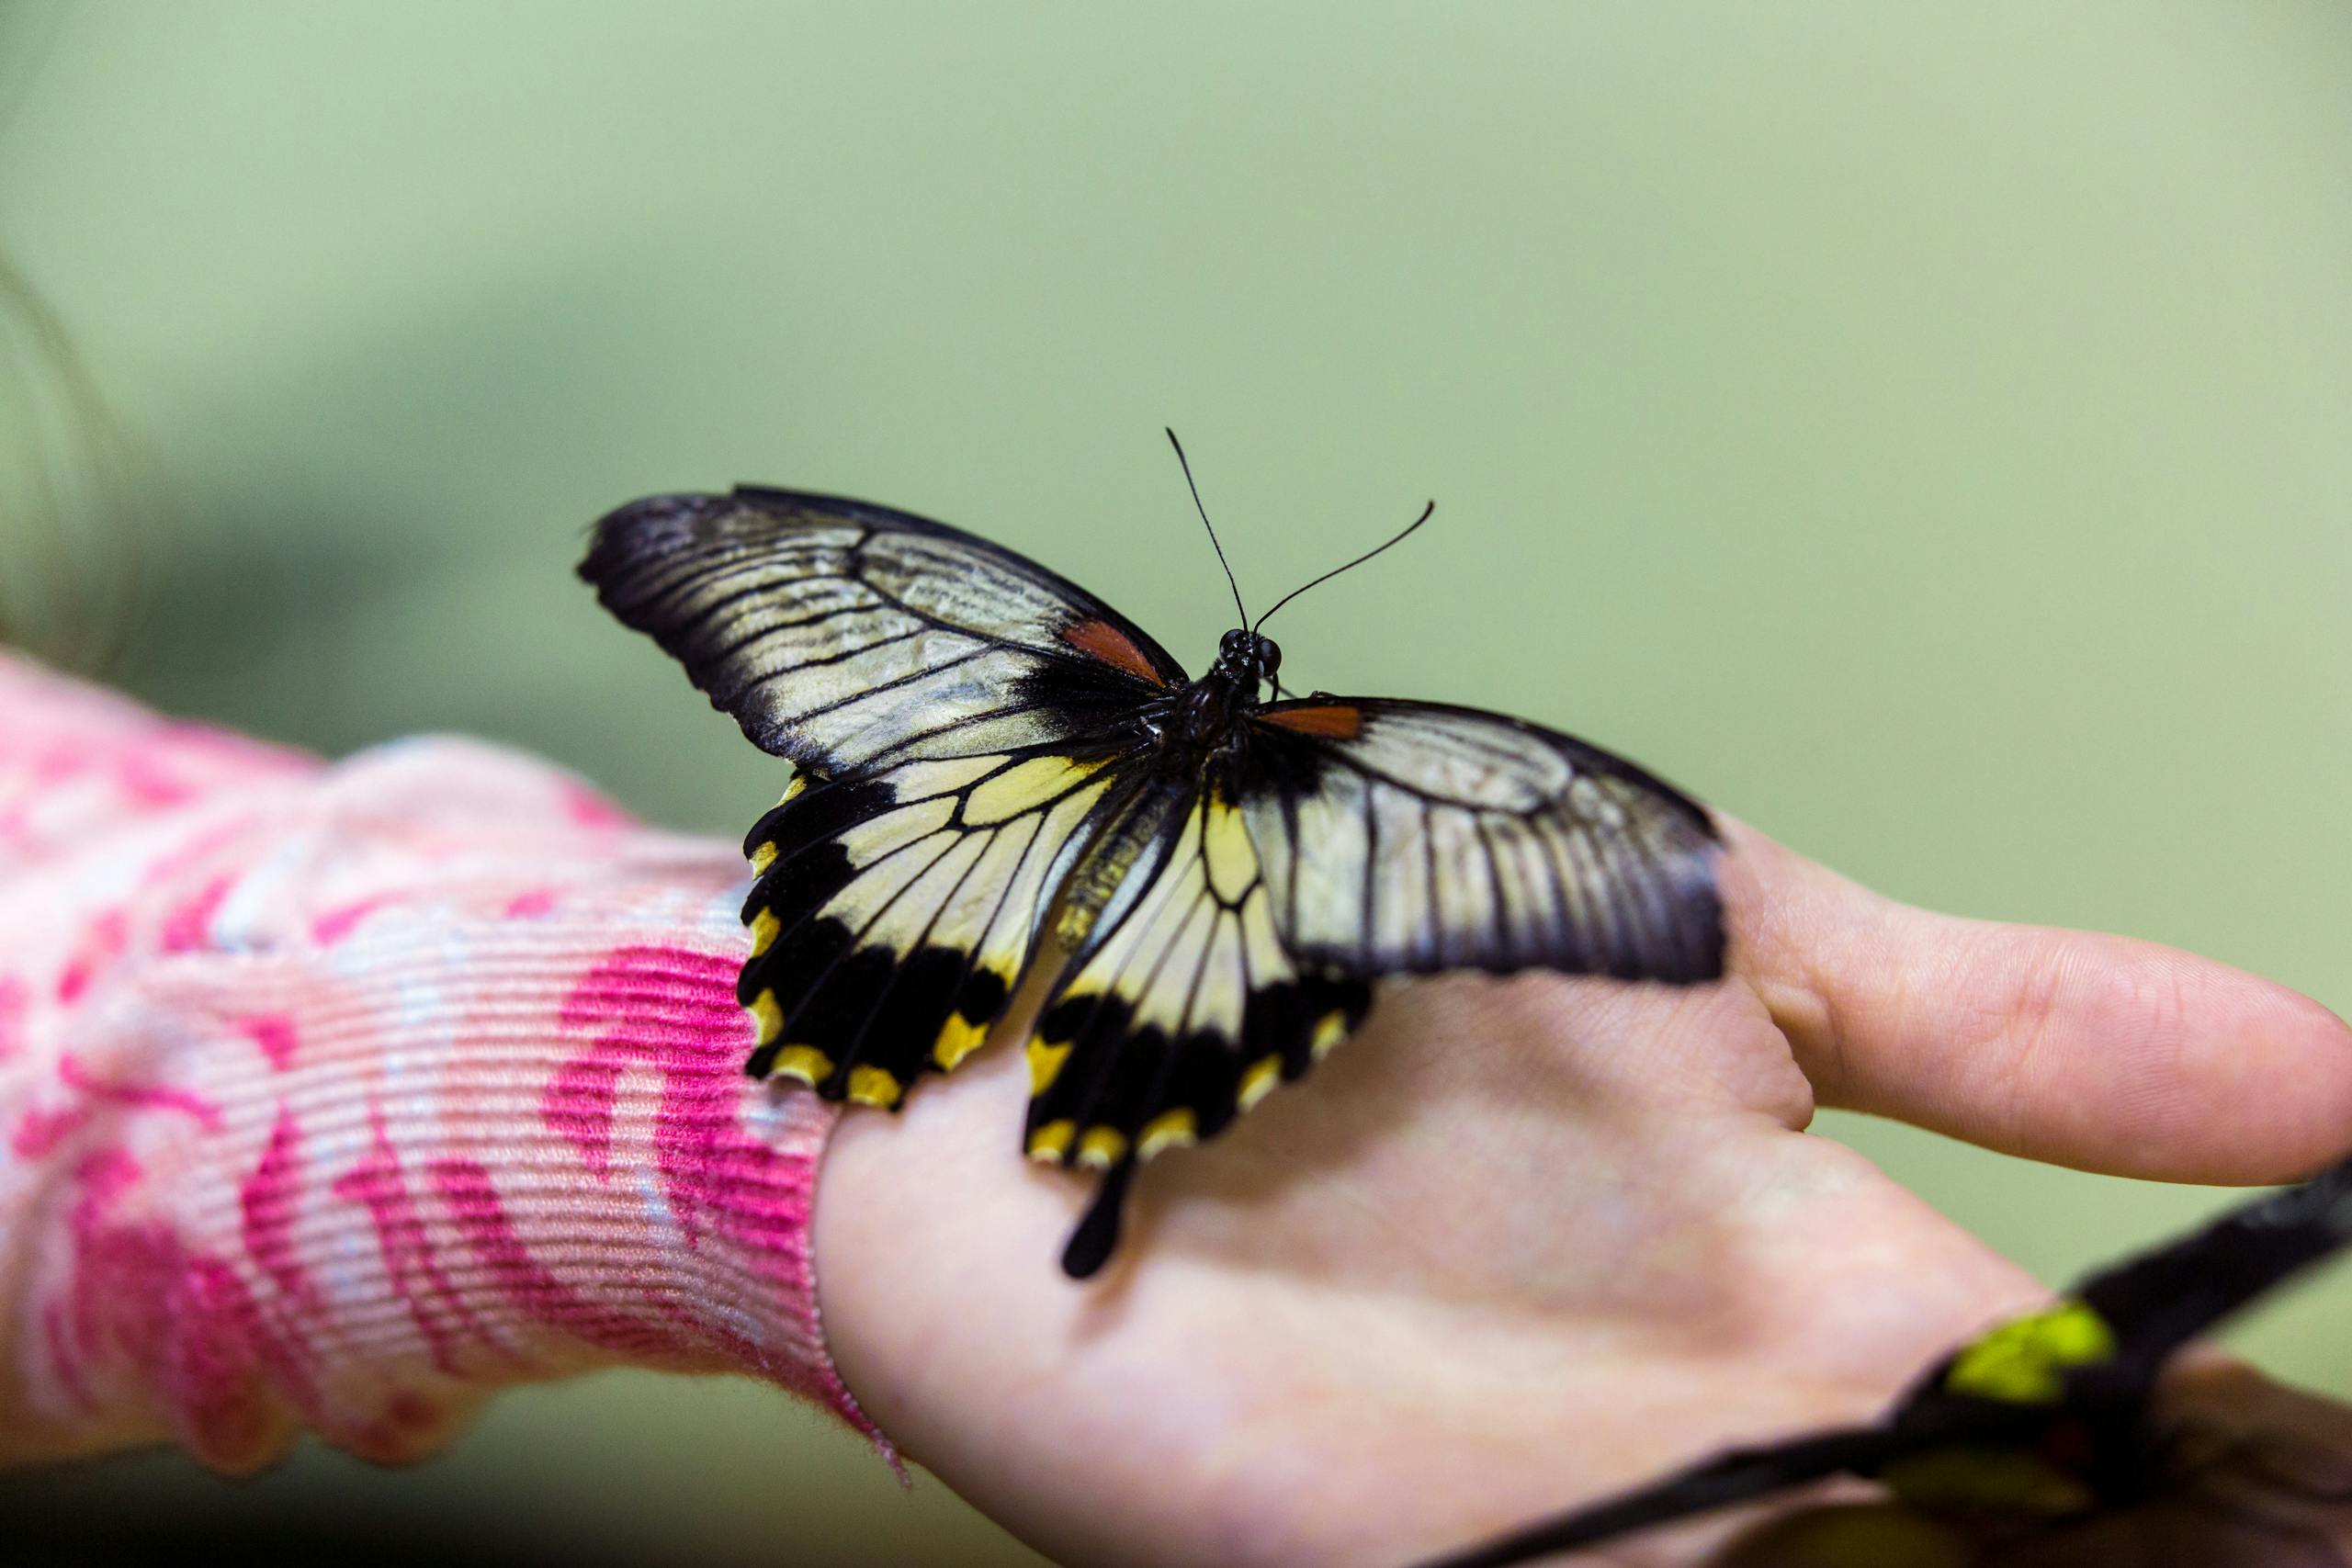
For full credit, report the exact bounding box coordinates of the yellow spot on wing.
[1238,1054,1283,1111]
[1200,800,1258,901]
[1944,1301,2115,1404]
[846,1066,903,1107]
[1027,1120,1076,1162]
[1310,1010,1349,1061]
[772,1044,834,1087]
[746,989,783,1046]
[749,840,779,876]
[747,908,782,957]
[780,773,809,805]
[1077,1127,1128,1168]
[933,1013,989,1071]
[965,756,1104,825]
[1138,1109,1197,1159]
[1026,1038,1072,1094]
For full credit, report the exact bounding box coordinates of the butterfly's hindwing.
[1022,784,1370,1177]
[737,750,1132,1106]
[1241,698,1724,984]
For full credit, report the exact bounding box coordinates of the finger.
[1720,818,2352,1184]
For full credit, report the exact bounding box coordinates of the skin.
[813,819,2352,1567]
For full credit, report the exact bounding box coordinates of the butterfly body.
[582,482,1726,1275]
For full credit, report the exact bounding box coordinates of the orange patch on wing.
[1061,617,1166,684]
[1261,704,1363,739]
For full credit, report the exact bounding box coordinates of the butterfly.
[1413,1151,2352,1568]
[578,434,1725,1277]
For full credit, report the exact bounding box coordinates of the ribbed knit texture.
[0,652,879,1469]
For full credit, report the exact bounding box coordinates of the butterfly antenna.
[1253,499,1434,632]
[1166,427,1249,626]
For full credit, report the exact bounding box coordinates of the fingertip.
[1717,818,2352,1183]
[1896,921,2352,1182]
[2150,964,2352,1183]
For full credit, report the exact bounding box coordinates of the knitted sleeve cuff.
[0,653,883,1469]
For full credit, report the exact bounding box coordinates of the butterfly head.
[1215,627,1282,695]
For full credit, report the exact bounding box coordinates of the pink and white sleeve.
[0,651,885,1470]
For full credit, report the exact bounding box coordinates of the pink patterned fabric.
[0,651,880,1470]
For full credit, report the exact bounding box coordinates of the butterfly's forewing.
[580,488,1187,773]
[581,490,1185,1100]
[1238,697,1724,983]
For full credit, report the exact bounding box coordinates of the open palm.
[812,821,2352,1567]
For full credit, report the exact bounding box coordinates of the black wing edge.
[577,491,784,756]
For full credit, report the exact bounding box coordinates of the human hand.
[813,818,2352,1567]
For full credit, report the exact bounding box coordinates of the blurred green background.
[1,2,2346,1562]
